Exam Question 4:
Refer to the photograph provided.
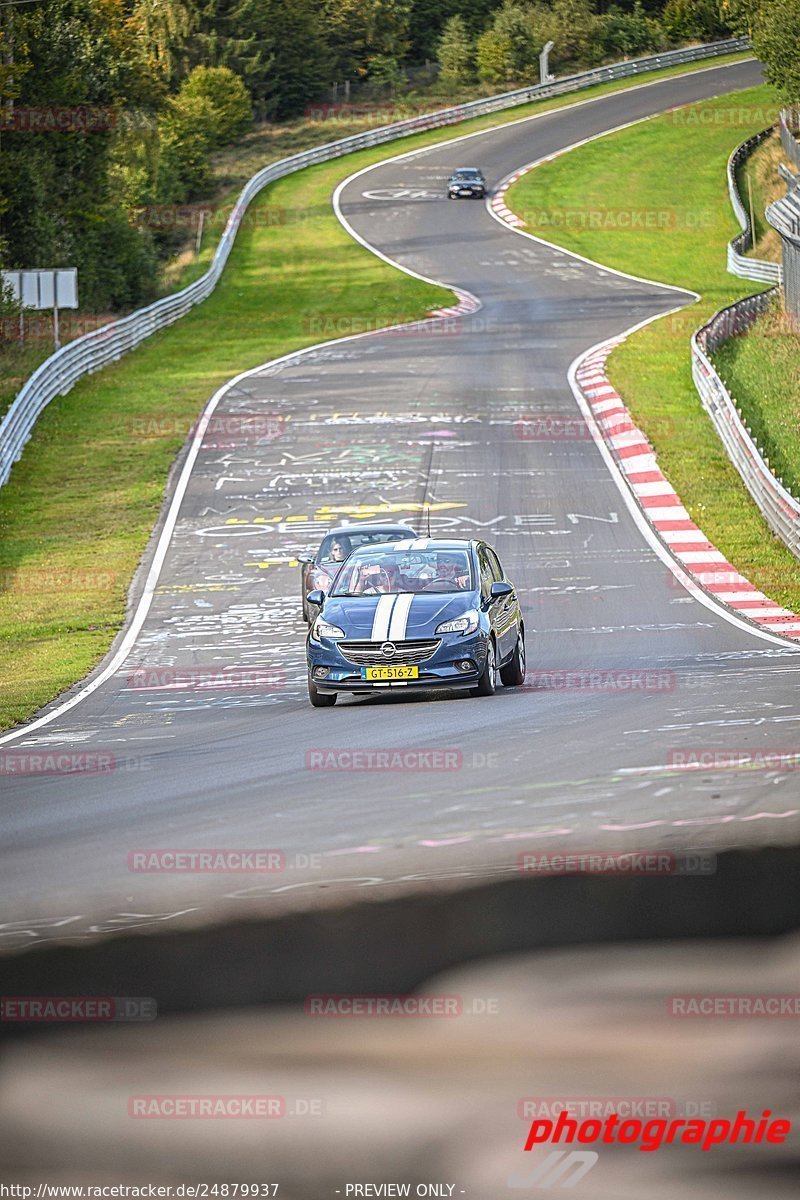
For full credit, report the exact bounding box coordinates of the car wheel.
[308,677,336,707]
[500,630,525,687]
[302,596,309,623]
[471,638,496,697]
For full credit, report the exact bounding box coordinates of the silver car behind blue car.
[305,538,525,706]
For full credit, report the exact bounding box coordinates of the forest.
[0,0,794,313]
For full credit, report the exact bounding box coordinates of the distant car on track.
[298,523,418,623]
[305,537,525,706]
[447,167,486,199]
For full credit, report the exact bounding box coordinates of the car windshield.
[318,529,411,562]
[453,169,480,179]
[332,548,474,595]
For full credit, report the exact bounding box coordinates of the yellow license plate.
[362,665,419,681]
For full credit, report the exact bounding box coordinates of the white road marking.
[0,60,761,745]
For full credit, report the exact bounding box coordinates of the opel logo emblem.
[381,641,396,659]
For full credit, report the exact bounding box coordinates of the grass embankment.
[713,127,800,506]
[714,308,800,505]
[0,51,751,732]
[738,129,785,262]
[506,83,800,615]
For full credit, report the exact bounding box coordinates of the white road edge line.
[480,122,797,647]
[567,325,795,648]
[0,59,761,746]
[333,63,793,649]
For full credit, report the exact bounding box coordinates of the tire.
[302,596,309,624]
[308,677,336,707]
[470,638,496,697]
[500,630,525,687]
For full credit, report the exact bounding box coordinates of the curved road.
[3,57,799,952]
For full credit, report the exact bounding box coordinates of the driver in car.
[329,533,352,563]
[355,562,394,594]
[434,554,470,589]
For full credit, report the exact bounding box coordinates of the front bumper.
[307,632,488,694]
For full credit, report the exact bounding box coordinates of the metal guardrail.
[0,36,749,489]
[692,290,800,560]
[765,187,800,317]
[780,108,800,169]
[726,129,782,283]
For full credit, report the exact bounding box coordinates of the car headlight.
[312,617,345,640]
[435,610,479,635]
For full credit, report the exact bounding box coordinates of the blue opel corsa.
[305,538,525,707]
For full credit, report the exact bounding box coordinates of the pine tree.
[437,15,473,86]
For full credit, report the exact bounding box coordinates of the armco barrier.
[692,290,800,560]
[726,128,782,283]
[779,107,800,170]
[765,186,800,318]
[0,38,749,489]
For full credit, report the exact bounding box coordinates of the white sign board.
[2,268,78,310]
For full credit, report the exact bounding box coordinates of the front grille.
[338,639,441,666]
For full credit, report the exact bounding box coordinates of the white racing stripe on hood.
[388,592,414,640]
[410,538,430,550]
[370,594,396,641]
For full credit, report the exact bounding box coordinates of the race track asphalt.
[4,57,799,952]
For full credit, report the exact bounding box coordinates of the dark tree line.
[0,0,788,314]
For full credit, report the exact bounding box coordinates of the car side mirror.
[306,589,326,606]
[298,555,314,565]
[490,580,514,599]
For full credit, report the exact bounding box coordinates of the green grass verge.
[716,126,800,510]
[714,305,800,503]
[737,128,784,261]
[0,50,752,732]
[506,82,800,616]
